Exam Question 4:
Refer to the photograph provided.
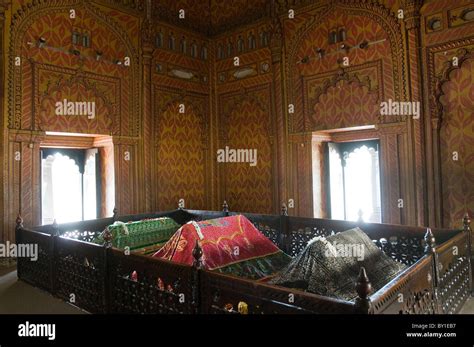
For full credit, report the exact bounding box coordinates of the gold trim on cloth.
[199,215,245,246]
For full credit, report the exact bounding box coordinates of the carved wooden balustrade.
[15,223,54,292]
[434,215,473,314]
[14,205,472,314]
[107,248,196,314]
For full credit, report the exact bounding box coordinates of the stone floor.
[0,267,473,314]
[0,267,84,314]
[459,296,474,314]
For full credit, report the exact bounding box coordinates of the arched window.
[190,42,198,58]
[180,37,187,54]
[41,149,100,224]
[201,45,208,60]
[260,31,269,47]
[227,41,234,57]
[169,33,175,50]
[217,43,225,59]
[328,30,338,44]
[338,28,346,42]
[248,34,256,50]
[237,36,245,53]
[156,31,163,48]
[326,140,381,223]
[72,31,81,45]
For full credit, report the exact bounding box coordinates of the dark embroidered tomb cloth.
[269,227,407,301]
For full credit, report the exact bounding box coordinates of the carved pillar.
[270,15,288,214]
[430,116,443,227]
[403,0,426,226]
[141,20,154,212]
[209,40,218,210]
[113,137,139,216]
[288,133,313,217]
[463,214,473,294]
[0,1,7,241]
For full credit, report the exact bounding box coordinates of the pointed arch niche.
[438,57,474,228]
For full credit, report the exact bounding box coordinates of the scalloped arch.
[309,71,379,107]
[436,49,474,126]
[36,73,115,132]
[8,0,140,130]
[285,0,406,132]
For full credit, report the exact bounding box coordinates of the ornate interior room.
[0,0,473,317]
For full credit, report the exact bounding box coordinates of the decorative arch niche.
[36,71,116,134]
[438,56,474,227]
[219,95,274,214]
[155,100,207,211]
[285,1,404,133]
[308,72,381,131]
[8,0,140,136]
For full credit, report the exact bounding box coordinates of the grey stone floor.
[459,296,474,314]
[0,268,84,314]
[0,267,473,314]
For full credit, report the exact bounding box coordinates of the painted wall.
[213,22,277,214]
[2,1,143,243]
[1,0,473,243]
[217,0,473,229]
[421,0,474,228]
[282,2,409,223]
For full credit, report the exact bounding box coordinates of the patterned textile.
[269,228,407,302]
[153,215,291,280]
[93,217,180,253]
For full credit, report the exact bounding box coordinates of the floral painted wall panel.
[220,89,274,214]
[440,59,474,228]
[156,101,207,211]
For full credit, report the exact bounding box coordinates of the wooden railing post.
[424,228,436,254]
[192,240,203,269]
[354,267,372,314]
[192,240,203,314]
[280,203,290,254]
[50,219,60,294]
[103,226,113,314]
[112,207,118,222]
[15,214,24,233]
[424,228,442,313]
[222,201,229,217]
[15,214,24,278]
[463,213,473,295]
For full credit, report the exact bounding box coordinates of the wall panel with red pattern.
[1,0,473,243]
